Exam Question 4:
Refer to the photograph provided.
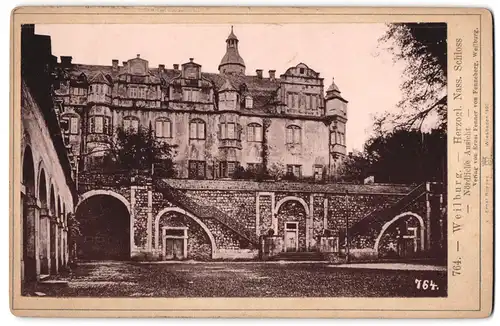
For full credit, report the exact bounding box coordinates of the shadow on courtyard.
[22,261,447,298]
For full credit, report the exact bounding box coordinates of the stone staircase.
[153,179,260,246]
[343,183,428,239]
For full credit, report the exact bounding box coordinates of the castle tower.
[218,26,246,75]
[324,77,348,177]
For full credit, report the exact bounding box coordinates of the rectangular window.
[188,161,206,179]
[245,97,253,109]
[311,96,316,110]
[247,163,262,174]
[287,93,293,107]
[286,164,302,178]
[314,165,323,181]
[293,94,299,108]
[140,88,147,98]
[69,117,79,134]
[155,120,171,138]
[227,123,235,139]
[219,161,238,178]
[129,87,137,98]
[247,124,262,142]
[184,89,194,102]
[190,120,205,140]
[94,116,103,133]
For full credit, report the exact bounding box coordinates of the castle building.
[54,27,348,180]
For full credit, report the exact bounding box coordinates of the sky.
[36,23,406,152]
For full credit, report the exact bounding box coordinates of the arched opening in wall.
[49,185,57,274]
[156,210,213,261]
[21,146,36,281]
[38,168,49,275]
[375,213,424,259]
[76,195,130,260]
[276,198,308,252]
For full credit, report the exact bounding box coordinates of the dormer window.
[245,96,253,109]
[129,87,138,98]
[183,88,198,102]
[300,68,305,74]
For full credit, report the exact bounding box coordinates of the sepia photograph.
[19,21,451,299]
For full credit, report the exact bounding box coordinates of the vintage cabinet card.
[10,6,493,318]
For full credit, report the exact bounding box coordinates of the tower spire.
[219,26,245,75]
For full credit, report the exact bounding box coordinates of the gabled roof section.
[89,71,112,85]
[219,78,237,92]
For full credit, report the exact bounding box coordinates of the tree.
[104,125,177,177]
[378,23,447,132]
[338,129,446,184]
[336,150,371,183]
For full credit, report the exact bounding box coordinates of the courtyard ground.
[23,261,447,298]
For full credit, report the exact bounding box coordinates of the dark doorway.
[76,195,130,260]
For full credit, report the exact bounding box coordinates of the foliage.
[336,150,371,183]
[267,162,286,180]
[100,125,177,177]
[378,23,447,132]
[338,129,446,184]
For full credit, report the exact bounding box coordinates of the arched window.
[155,118,172,138]
[247,123,262,142]
[61,114,80,135]
[245,96,253,109]
[123,116,139,133]
[88,115,111,135]
[286,125,301,145]
[189,119,206,140]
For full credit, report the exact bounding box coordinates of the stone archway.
[76,191,132,260]
[38,168,50,275]
[21,145,36,281]
[374,212,425,256]
[274,196,309,252]
[154,207,216,260]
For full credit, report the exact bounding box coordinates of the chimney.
[269,70,276,81]
[256,69,263,79]
[60,56,73,67]
[112,59,119,70]
[158,64,165,72]
[189,58,194,62]
[122,61,128,70]
[173,64,179,70]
